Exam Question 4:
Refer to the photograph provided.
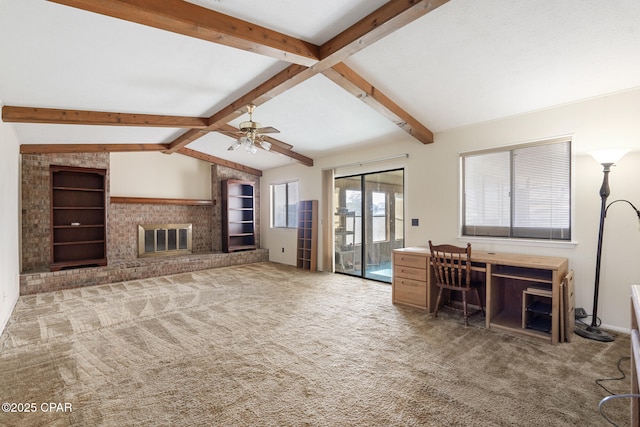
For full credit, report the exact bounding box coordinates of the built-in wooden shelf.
[110,196,214,206]
[50,165,107,271]
[221,180,256,253]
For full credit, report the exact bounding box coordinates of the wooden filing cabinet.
[392,248,432,311]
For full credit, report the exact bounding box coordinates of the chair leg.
[434,287,444,318]
[474,288,485,317]
[462,291,469,326]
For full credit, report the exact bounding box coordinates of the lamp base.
[574,322,614,342]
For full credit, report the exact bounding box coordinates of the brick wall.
[22,153,263,274]
[108,203,213,261]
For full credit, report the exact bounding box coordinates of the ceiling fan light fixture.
[228,104,280,155]
[239,120,260,132]
[260,139,272,151]
[246,143,257,154]
[227,140,241,151]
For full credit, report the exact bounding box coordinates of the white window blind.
[462,139,571,240]
[464,151,511,236]
[512,143,571,239]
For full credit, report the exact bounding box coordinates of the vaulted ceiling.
[2,0,640,175]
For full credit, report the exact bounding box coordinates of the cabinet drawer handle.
[401,280,419,287]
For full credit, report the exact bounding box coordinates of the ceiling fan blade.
[257,126,280,134]
[217,130,242,139]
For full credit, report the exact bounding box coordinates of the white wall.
[261,87,640,332]
[110,152,211,199]
[0,99,21,334]
[260,162,323,266]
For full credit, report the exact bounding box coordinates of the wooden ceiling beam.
[165,129,211,151]
[3,106,208,128]
[323,63,433,144]
[165,64,314,153]
[318,0,451,70]
[165,1,448,152]
[35,0,449,167]
[20,143,167,154]
[47,0,320,67]
[205,65,314,130]
[264,141,314,167]
[7,104,313,166]
[177,147,262,177]
[19,142,266,175]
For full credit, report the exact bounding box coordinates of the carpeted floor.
[0,262,631,426]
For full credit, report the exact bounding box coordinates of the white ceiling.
[2,0,640,171]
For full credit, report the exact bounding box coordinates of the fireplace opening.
[138,223,192,257]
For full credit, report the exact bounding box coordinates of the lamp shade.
[589,149,630,165]
[260,140,272,151]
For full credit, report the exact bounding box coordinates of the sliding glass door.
[334,169,404,283]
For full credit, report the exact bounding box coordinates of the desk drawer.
[394,265,427,281]
[394,277,427,306]
[394,253,427,269]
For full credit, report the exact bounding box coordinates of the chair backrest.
[428,241,472,289]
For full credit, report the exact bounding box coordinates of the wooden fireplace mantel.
[110,196,214,206]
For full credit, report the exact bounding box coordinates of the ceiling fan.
[227,104,279,154]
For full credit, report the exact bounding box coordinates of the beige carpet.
[0,262,631,426]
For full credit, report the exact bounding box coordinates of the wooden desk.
[392,247,569,344]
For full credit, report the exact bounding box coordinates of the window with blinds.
[272,181,298,228]
[461,138,571,240]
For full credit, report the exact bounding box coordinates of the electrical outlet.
[281,247,285,253]
[575,307,587,319]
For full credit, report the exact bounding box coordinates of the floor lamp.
[575,149,632,342]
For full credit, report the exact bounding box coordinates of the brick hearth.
[20,249,269,295]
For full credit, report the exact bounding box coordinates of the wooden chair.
[428,241,485,326]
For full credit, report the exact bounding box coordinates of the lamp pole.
[575,163,615,342]
[576,149,635,341]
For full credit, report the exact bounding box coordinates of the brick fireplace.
[20,153,266,294]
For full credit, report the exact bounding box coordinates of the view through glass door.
[334,169,404,283]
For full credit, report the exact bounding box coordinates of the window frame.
[271,180,299,229]
[460,137,573,242]
[394,192,404,241]
[371,191,387,243]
